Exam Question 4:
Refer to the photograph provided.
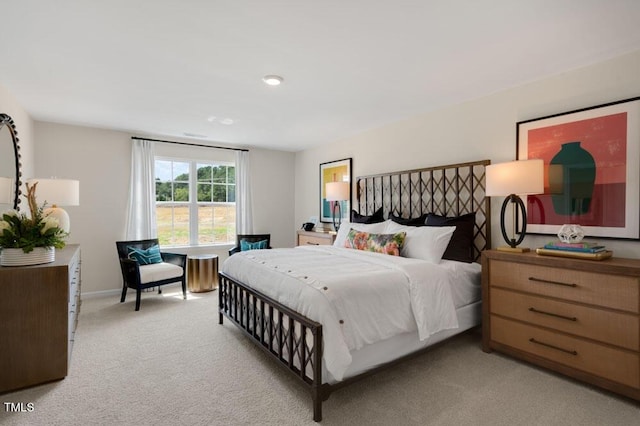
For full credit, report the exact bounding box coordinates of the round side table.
[187,254,218,293]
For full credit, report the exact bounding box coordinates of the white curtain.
[125,139,157,240]
[235,150,253,234]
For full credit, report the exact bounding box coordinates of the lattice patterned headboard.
[355,160,491,262]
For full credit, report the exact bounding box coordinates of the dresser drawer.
[491,316,640,389]
[491,288,639,351]
[489,260,639,313]
[299,235,332,246]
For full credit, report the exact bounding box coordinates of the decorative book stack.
[536,241,613,260]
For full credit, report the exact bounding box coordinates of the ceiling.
[2,1,640,152]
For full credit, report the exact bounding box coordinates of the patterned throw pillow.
[344,229,406,256]
[127,245,163,265]
[240,239,268,251]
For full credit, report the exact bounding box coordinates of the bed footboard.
[218,271,328,421]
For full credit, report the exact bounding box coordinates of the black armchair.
[228,234,272,256]
[116,239,187,311]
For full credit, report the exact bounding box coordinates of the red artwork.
[526,112,627,227]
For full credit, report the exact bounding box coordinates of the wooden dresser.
[0,245,81,393]
[296,230,336,246]
[482,249,640,401]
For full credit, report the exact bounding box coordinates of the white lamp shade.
[0,177,13,205]
[486,159,544,196]
[27,179,80,206]
[325,181,350,201]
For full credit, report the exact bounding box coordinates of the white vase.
[0,247,56,266]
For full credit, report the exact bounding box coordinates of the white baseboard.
[81,282,184,299]
[81,288,121,299]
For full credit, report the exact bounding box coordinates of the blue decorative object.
[240,239,268,251]
[127,244,163,265]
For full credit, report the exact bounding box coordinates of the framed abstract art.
[517,96,640,240]
[319,158,352,224]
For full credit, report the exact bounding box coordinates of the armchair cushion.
[127,244,163,265]
[139,262,184,284]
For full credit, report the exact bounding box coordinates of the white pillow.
[385,221,455,263]
[333,219,391,248]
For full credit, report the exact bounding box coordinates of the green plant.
[0,182,67,253]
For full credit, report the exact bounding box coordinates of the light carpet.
[1,285,639,425]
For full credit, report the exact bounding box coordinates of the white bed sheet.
[438,260,481,308]
[221,245,480,381]
[329,301,481,384]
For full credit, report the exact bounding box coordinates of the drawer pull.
[306,242,320,245]
[528,277,577,288]
[528,307,577,322]
[529,338,577,355]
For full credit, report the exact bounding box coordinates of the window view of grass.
[156,205,236,246]
[197,205,236,245]
[156,205,189,246]
[155,160,236,246]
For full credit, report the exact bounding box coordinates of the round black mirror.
[0,113,22,211]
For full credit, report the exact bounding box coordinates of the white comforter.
[221,245,459,381]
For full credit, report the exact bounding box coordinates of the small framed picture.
[319,158,352,223]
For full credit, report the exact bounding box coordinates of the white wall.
[295,49,640,258]
[249,148,296,244]
[34,122,295,294]
[8,48,640,294]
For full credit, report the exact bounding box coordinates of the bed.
[218,159,491,421]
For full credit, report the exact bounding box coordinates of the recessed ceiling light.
[220,118,234,125]
[183,132,207,139]
[262,75,283,86]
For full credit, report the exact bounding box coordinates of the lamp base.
[332,202,342,232]
[496,246,530,253]
[43,206,70,233]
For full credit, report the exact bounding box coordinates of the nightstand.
[481,249,640,402]
[296,230,336,246]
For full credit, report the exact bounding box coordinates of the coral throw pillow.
[344,229,406,256]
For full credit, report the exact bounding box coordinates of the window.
[155,158,236,246]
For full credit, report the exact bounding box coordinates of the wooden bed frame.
[218,159,491,421]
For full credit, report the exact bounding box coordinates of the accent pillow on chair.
[229,234,272,256]
[127,244,163,265]
[240,239,268,251]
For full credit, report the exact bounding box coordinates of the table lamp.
[325,181,350,232]
[27,178,80,233]
[486,159,543,252]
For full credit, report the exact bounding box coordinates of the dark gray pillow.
[390,212,428,226]
[351,207,384,224]
[425,212,476,263]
